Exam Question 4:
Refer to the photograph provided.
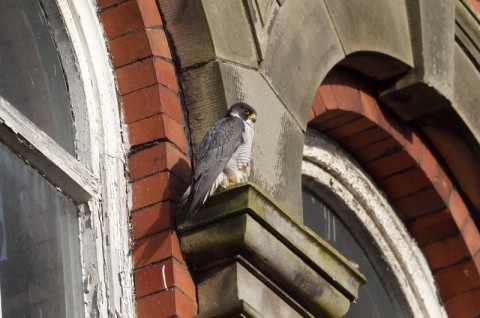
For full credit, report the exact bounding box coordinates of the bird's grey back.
[187,116,246,216]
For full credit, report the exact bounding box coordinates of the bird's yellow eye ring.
[243,109,250,115]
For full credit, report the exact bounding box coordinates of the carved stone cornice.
[177,183,365,317]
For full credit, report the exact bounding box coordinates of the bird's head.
[228,102,257,126]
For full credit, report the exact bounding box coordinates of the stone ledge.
[177,183,366,317]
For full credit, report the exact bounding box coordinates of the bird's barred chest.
[224,121,254,179]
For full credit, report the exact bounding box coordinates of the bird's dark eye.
[243,109,250,115]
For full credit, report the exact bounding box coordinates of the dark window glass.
[303,189,398,318]
[0,141,82,317]
[0,0,75,154]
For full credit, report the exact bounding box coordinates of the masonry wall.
[96,0,480,317]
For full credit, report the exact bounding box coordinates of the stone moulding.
[177,183,366,317]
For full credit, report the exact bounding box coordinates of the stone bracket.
[177,183,366,317]
[379,80,452,121]
[377,0,455,121]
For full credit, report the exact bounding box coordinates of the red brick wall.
[309,68,480,318]
[97,1,197,317]
[468,0,480,13]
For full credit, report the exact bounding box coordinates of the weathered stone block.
[196,263,304,317]
[379,0,455,120]
[453,45,480,151]
[159,0,258,69]
[180,62,228,153]
[455,0,480,70]
[410,0,455,97]
[243,0,283,62]
[325,0,413,78]
[202,0,259,68]
[380,81,452,122]
[158,0,215,68]
[261,0,345,129]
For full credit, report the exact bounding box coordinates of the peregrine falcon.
[182,103,257,218]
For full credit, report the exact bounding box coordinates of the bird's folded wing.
[187,117,245,216]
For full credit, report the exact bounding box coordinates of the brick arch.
[97,1,197,317]
[309,68,480,317]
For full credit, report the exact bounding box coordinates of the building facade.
[0,0,479,317]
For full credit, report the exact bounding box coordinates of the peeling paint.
[162,264,168,290]
[55,0,135,317]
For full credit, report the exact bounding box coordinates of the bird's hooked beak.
[249,113,256,123]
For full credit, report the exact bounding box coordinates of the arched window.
[0,0,75,153]
[0,0,133,316]
[0,1,80,316]
[303,189,398,317]
[302,130,447,317]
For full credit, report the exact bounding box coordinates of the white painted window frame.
[302,129,446,318]
[0,0,134,317]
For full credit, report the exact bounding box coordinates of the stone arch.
[303,131,446,317]
[309,67,480,317]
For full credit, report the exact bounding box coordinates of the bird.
[181,102,257,218]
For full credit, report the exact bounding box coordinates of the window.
[0,142,81,317]
[0,1,88,317]
[303,189,397,318]
[0,0,133,317]
[0,0,75,153]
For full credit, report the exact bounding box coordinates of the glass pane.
[303,189,398,318]
[0,141,82,318]
[0,0,75,154]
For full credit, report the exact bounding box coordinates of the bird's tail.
[178,186,199,220]
[179,186,191,206]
